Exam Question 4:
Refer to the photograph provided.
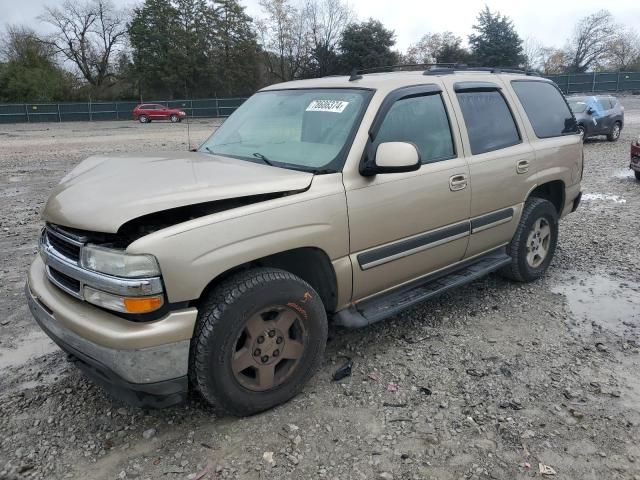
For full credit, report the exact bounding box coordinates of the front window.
[568,100,587,113]
[199,89,371,172]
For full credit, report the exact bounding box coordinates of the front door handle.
[449,174,468,191]
[517,160,530,174]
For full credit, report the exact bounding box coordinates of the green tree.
[338,19,397,71]
[128,0,182,98]
[212,0,261,95]
[172,0,216,97]
[468,6,524,67]
[0,26,72,101]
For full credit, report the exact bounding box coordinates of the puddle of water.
[581,193,627,204]
[0,329,58,370]
[612,169,634,180]
[551,274,640,336]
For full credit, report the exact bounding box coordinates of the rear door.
[444,79,537,258]
[598,97,614,133]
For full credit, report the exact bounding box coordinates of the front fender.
[127,175,350,303]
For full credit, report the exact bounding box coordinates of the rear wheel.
[191,268,327,416]
[500,197,558,282]
[635,171,640,181]
[170,114,179,123]
[607,121,621,141]
[138,115,149,124]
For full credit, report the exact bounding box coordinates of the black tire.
[191,268,328,416]
[607,121,621,141]
[635,171,640,181]
[170,114,179,123]
[500,197,559,282]
[138,115,149,124]
[577,124,586,141]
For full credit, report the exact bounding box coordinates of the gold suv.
[26,67,583,415]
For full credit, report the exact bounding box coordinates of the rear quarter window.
[511,81,578,138]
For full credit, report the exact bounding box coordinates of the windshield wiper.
[252,152,273,166]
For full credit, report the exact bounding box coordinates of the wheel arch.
[197,247,339,313]
[527,180,565,215]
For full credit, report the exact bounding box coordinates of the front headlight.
[83,286,164,313]
[81,244,161,278]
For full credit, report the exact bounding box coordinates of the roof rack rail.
[346,63,538,81]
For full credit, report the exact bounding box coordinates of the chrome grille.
[39,224,164,300]
[46,231,81,262]
[48,267,81,294]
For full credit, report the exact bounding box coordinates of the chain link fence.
[544,71,640,95]
[2,73,640,124]
[0,97,248,124]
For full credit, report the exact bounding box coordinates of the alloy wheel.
[231,306,306,392]
[526,217,551,268]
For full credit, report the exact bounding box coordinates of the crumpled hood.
[43,151,314,233]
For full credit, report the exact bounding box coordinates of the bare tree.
[305,0,353,76]
[565,10,616,72]
[257,0,311,81]
[522,36,545,70]
[605,28,640,71]
[540,47,567,74]
[40,0,128,87]
[402,32,471,65]
[0,25,55,62]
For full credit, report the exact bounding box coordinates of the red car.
[631,135,640,181]
[132,104,186,123]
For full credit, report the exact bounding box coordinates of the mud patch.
[552,272,640,337]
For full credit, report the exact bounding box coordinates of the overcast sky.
[1,0,638,51]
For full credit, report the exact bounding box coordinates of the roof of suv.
[261,70,551,92]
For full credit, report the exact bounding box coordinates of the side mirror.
[361,142,421,176]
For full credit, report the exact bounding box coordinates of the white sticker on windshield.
[306,100,349,113]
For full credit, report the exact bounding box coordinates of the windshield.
[199,89,371,172]
[568,100,587,113]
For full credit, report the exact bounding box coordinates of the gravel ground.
[1,98,639,480]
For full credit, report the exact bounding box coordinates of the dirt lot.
[1,100,640,480]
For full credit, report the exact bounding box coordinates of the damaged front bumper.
[26,256,197,408]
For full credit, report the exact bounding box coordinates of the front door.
[344,85,471,301]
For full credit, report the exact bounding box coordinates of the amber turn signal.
[123,296,164,313]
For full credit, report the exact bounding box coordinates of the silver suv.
[27,67,583,415]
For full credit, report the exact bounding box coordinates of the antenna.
[186,100,192,151]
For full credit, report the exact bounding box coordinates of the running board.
[334,249,511,328]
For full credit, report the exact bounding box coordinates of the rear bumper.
[26,256,197,408]
[631,143,640,171]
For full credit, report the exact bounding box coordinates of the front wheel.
[635,170,640,181]
[607,122,621,141]
[170,114,179,123]
[500,197,559,282]
[191,268,328,416]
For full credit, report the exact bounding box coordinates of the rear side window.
[456,90,520,155]
[374,94,455,163]
[511,81,577,138]
[602,98,614,109]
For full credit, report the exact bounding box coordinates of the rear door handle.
[449,174,468,191]
[516,160,530,174]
